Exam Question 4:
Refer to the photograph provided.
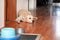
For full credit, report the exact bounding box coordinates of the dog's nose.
[32,20,34,23]
[20,20,23,22]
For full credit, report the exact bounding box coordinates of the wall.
[17,0,36,13]
[29,0,36,10]
[0,0,4,28]
[17,0,28,13]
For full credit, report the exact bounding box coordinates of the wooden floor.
[6,5,60,40]
[17,6,55,40]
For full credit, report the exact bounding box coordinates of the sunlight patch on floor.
[56,18,60,37]
[56,9,60,37]
[56,8,60,16]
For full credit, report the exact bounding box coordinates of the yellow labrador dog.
[16,9,37,23]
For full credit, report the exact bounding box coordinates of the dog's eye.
[29,18,31,19]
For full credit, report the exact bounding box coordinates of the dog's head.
[26,15,37,23]
[16,15,37,23]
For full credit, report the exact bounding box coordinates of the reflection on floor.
[17,5,54,40]
[17,5,60,40]
[53,6,60,40]
[36,6,60,40]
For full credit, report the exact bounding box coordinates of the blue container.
[1,28,16,38]
[0,36,20,40]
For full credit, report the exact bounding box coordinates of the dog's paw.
[16,19,20,23]
[16,17,21,23]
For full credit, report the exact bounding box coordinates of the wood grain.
[5,3,55,40]
[16,6,55,40]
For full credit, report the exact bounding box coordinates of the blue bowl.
[1,28,16,38]
[0,36,20,40]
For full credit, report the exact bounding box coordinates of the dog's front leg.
[16,17,21,23]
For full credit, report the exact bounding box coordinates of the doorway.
[53,0,60,3]
[37,0,48,7]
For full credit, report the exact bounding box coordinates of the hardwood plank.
[17,6,54,40]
